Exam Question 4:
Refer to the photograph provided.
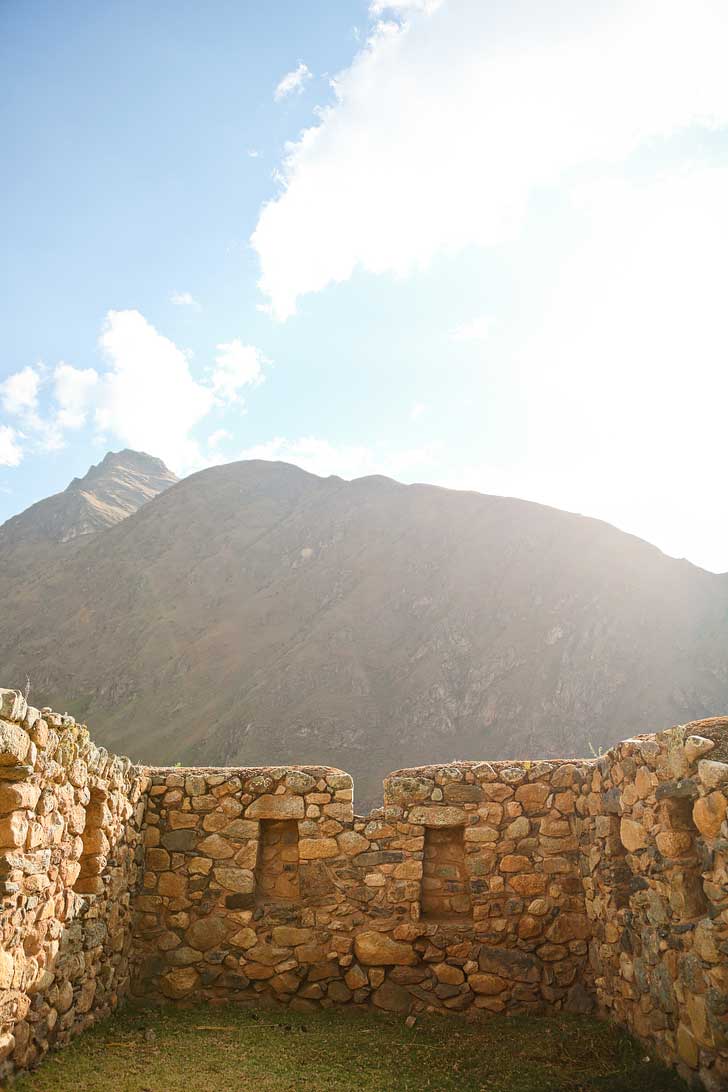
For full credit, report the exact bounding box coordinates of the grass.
[12,1004,688,1092]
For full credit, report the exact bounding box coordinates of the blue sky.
[2,0,728,571]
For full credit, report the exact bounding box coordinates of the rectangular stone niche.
[421,825,472,921]
[255,819,301,904]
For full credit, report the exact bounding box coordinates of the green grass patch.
[12,1004,688,1092]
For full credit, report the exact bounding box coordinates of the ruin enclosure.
[1,687,728,1089]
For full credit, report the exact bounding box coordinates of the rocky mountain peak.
[0,449,178,549]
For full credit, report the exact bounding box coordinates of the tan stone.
[337,831,370,856]
[407,805,467,827]
[655,830,692,857]
[464,826,499,842]
[676,1023,699,1068]
[620,818,648,852]
[354,932,417,966]
[469,973,507,994]
[0,811,28,848]
[243,962,275,980]
[514,784,550,812]
[158,872,187,897]
[234,842,258,868]
[698,759,728,790]
[539,818,570,838]
[167,810,200,829]
[0,782,39,812]
[518,915,542,939]
[185,916,230,951]
[372,980,411,1013]
[508,873,547,896]
[433,962,465,985]
[189,856,213,874]
[160,967,199,999]
[505,816,530,839]
[0,720,30,765]
[83,827,111,855]
[230,927,257,949]
[298,837,339,860]
[499,854,530,873]
[0,951,14,989]
[196,833,235,859]
[545,913,590,943]
[245,794,304,819]
[213,867,254,894]
[145,848,170,870]
[344,963,368,990]
[684,735,715,764]
[272,926,314,947]
[693,791,726,839]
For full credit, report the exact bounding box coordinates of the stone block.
[693,792,727,839]
[469,973,507,994]
[185,917,230,951]
[0,721,30,766]
[245,794,304,820]
[214,867,255,894]
[298,837,338,859]
[620,818,648,852]
[160,967,199,999]
[371,980,411,1013]
[407,805,466,827]
[699,761,728,790]
[354,932,417,966]
[0,811,28,848]
[0,783,39,813]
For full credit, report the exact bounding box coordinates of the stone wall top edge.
[385,757,593,779]
[144,763,350,776]
[0,686,137,775]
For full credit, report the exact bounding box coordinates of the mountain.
[0,455,727,809]
[0,449,177,551]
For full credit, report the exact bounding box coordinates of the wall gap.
[659,795,708,920]
[421,825,472,921]
[255,819,300,905]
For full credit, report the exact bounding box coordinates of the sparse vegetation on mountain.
[1,450,727,807]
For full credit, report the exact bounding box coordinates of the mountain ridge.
[1,452,726,808]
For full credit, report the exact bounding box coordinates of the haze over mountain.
[1,449,726,808]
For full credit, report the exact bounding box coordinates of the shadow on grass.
[13,1004,689,1092]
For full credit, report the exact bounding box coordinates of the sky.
[2,0,728,571]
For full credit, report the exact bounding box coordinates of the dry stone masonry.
[0,686,728,1089]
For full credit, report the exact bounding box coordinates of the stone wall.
[579,718,728,1091]
[0,688,147,1076]
[133,759,590,1018]
[1,682,728,1089]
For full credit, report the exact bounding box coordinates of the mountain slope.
[1,456,727,808]
[0,449,177,550]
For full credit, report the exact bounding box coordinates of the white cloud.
[237,436,434,482]
[247,149,261,159]
[410,401,427,420]
[436,166,728,572]
[0,314,269,474]
[0,365,42,417]
[53,363,99,430]
[451,315,492,343]
[252,0,728,319]
[170,290,201,309]
[370,0,441,15]
[210,340,266,404]
[208,428,232,450]
[0,426,22,468]
[274,62,313,102]
[96,310,216,469]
